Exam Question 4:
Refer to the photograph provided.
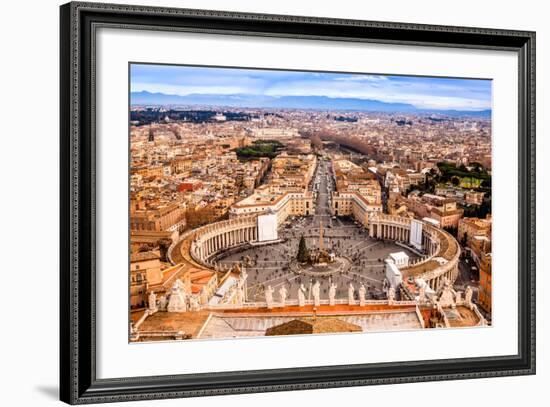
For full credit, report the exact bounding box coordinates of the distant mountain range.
[131,91,491,116]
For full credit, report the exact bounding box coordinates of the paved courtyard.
[217,159,418,303]
[217,217,418,302]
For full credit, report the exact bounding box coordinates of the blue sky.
[131,64,492,111]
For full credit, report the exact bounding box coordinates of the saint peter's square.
[130,152,488,341]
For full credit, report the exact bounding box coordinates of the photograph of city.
[129,63,492,342]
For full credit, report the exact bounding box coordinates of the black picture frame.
[60,1,536,404]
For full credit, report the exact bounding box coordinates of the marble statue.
[312,280,321,306]
[158,295,167,311]
[437,278,456,308]
[464,286,473,309]
[359,284,366,306]
[298,284,307,307]
[348,283,355,305]
[189,295,200,311]
[148,291,158,312]
[167,279,187,313]
[279,286,288,307]
[329,283,337,306]
[418,284,426,304]
[265,285,274,309]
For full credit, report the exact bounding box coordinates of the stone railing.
[206,298,418,310]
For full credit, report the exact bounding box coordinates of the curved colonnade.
[189,215,258,268]
[182,213,460,293]
[369,214,461,291]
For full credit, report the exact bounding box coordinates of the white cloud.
[131,71,491,111]
[263,79,491,110]
[131,82,253,96]
[334,75,389,82]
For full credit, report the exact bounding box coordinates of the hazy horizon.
[130,63,492,112]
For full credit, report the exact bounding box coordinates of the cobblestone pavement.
[218,157,418,302]
[218,220,419,302]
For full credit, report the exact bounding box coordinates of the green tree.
[297,235,309,263]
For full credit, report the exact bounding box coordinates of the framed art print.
[60,2,535,404]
